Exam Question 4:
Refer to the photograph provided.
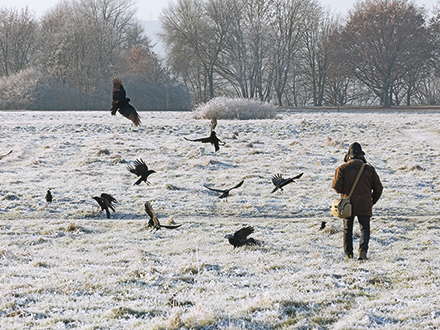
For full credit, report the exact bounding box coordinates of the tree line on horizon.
[1,0,440,110]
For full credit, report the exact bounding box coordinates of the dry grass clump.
[326,136,345,149]
[397,164,425,171]
[193,96,278,120]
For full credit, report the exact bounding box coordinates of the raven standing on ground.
[144,201,182,231]
[127,159,156,185]
[271,172,303,193]
[92,193,117,219]
[45,190,53,203]
[111,78,141,126]
[225,226,259,248]
[204,180,244,199]
[184,118,224,152]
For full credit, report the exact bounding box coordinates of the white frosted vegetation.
[193,97,278,120]
[0,110,439,329]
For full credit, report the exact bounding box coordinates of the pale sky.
[0,0,438,21]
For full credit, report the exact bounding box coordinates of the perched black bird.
[144,201,182,231]
[225,226,259,248]
[204,180,244,199]
[92,193,117,219]
[111,78,141,126]
[319,221,326,230]
[184,118,224,152]
[271,172,303,193]
[127,159,156,185]
[0,150,12,160]
[45,190,53,203]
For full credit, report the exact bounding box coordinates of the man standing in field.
[332,142,383,261]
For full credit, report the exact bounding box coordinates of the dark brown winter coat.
[332,159,383,216]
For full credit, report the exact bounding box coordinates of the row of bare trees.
[2,0,440,109]
[161,0,440,107]
[0,0,190,110]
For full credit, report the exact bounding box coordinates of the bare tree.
[335,0,431,107]
[215,0,272,100]
[161,0,229,103]
[0,7,38,77]
[301,7,338,106]
[268,0,314,106]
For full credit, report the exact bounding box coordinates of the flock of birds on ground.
[1,78,307,248]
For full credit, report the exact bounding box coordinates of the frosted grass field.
[0,110,439,329]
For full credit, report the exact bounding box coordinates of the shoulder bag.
[330,163,366,218]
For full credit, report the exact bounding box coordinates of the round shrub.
[193,97,278,120]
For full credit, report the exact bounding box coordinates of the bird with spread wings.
[225,226,259,248]
[127,159,156,185]
[144,201,182,231]
[271,172,303,193]
[204,180,244,199]
[184,118,224,152]
[92,193,117,219]
[111,78,141,126]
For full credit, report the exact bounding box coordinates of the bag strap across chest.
[347,163,366,199]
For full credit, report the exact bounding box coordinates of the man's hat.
[348,142,365,156]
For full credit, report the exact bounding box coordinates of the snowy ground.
[0,110,439,329]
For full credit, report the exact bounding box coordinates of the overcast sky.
[0,0,438,21]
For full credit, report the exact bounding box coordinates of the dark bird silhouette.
[184,118,224,152]
[204,180,244,199]
[271,172,303,193]
[144,201,182,231]
[92,193,117,219]
[111,78,141,126]
[45,190,53,203]
[225,226,259,248]
[127,159,156,185]
[319,221,326,230]
[0,150,12,160]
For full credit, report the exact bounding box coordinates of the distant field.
[0,111,439,329]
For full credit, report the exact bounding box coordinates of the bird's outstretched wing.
[111,78,126,115]
[292,173,304,180]
[160,224,183,229]
[127,159,148,176]
[234,226,254,240]
[0,150,12,160]
[101,193,116,212]
[118,103,141,126]
[230,180,244,191]
[145,201,161,228]
[184,136,211,143]
[271,174,284,187]
[203,184,226,193]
